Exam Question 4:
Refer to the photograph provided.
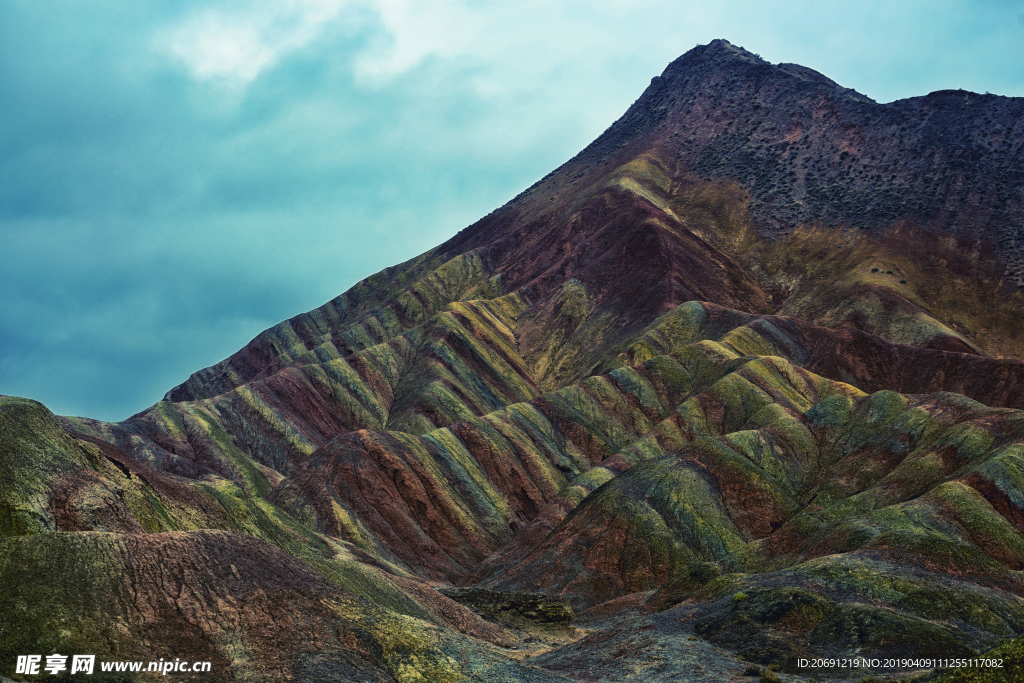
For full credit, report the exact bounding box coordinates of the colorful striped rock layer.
[4,39,1024,682]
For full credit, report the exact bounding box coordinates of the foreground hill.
[3,40,1024,682]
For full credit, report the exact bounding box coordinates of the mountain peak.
[659,38,769,80]
[500,39,1021,274]
[693,38,765,61]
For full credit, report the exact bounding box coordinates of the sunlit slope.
[67,153,1024,510]
[64,154,771,488]
[475,382,1024,660]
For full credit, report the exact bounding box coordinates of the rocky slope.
[3,40,1024,682]
[514,39,1024,280]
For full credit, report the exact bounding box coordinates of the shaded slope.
[0,530,448,682]
[0,396,574,682]
[0,529,574,683]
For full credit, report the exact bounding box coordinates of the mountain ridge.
[158,38,1024,408]
[498,39,1024,272]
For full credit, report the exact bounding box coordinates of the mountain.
[3,39,1024,682]
[536,39,1024,279]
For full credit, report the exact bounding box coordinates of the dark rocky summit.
[522,40,1024,280]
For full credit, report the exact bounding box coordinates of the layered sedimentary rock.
[4,39,1024,682]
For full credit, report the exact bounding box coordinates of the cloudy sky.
[2,0,1023,421]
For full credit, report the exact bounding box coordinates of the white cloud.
[157,0,352,84]
[155,0,709,98]
[352,0,487,83]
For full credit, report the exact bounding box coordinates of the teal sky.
[2,0,1023,421]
